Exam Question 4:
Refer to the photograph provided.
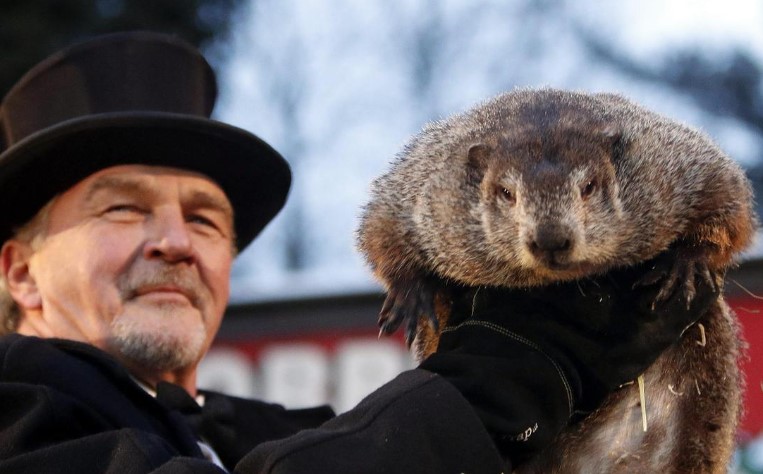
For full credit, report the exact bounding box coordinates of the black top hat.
[0,31,291,250]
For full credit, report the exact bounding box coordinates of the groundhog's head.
[468,117,627,284]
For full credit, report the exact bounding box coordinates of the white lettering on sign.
[260,344,330,408]
[196,348,257,398]
[197,339,414,411]
[335,339,414,413]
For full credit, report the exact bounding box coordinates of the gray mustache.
[118,265,207,308]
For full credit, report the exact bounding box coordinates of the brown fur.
[357,88,757,472]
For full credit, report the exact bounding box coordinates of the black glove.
[420,252,719,464]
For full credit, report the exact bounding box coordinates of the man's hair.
[0,201,53,335]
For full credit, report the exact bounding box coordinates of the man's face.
[19,165,235,378]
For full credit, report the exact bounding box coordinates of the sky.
[575,0,763,61]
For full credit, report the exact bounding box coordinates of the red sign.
[732,296,763,437]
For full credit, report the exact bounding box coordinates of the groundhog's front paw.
[379,275,440,346]
[634,246,721,310]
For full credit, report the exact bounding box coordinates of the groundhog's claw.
[378,276,439,346]
[634,246,720,310]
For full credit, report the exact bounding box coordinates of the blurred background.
[3,0,763,470]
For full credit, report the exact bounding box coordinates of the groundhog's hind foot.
[379,276,440,346]
[634,245,721,310]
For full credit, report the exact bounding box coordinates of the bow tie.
[155,381,335,468]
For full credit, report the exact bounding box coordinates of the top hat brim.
[0,112,291,250]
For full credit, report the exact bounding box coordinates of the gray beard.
[108,316,206,372]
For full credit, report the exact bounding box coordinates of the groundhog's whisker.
[728,278,763,300]
[638,375,648,432]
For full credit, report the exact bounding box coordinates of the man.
[0,32,715,473]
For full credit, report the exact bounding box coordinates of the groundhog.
[356,88,757,473]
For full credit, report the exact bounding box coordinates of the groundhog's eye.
[498,186,516,204]
[580,180,597,199]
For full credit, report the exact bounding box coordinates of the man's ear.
[1,240,42,310]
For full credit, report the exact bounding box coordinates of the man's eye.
[188,214,216,227]
[105,204,142,214]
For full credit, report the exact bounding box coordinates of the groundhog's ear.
[466,143,491,185]
[599,126,625,161]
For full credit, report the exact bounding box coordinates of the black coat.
[0,334,507,473]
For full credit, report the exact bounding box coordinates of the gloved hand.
[419,250,720,464]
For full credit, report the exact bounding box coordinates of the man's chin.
[108,320,207,373]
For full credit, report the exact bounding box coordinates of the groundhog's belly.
[513,301,741,474]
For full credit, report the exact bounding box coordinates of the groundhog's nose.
[528,224,574,266]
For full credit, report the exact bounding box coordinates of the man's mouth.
[133,285,194,304]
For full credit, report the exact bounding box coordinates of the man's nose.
[143,210,195,263]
